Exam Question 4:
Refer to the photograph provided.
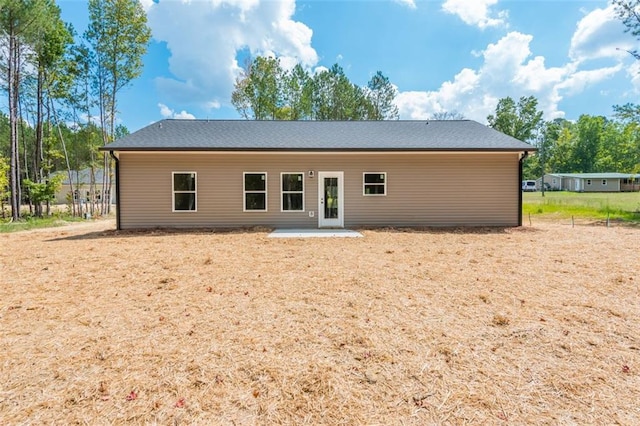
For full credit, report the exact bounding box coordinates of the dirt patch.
[1,220,639,424]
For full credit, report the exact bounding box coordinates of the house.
[543,173,640,192]
[100,119,535,230]
[52,168,116,204]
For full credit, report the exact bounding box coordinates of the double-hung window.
[363,172,387,196]
[281,173,304,212]
[244,172,267,211]
[173,172,197,211]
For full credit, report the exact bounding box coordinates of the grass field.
[0,215,85,233]
[1,193,638,234]
[523,191,640,222]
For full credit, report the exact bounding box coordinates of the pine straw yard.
[1,220,639,425]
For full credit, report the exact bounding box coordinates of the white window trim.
[243,172,268,212]
[586,179,592,186]
[602,179,607,186]
[363,172,387,196]
[280,172,305,212]
[172,171,197,213]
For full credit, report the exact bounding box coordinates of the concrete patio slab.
[268,229,363,238]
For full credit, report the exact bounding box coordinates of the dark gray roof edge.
[148,118,475,123]
[100,147,535,153]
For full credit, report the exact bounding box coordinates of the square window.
[363,172,386,196]
[244,172,267,211]
[173,172,196,211]
[281,173,304,211]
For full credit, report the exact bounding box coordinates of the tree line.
[487,96,640,180]
[0,0,150,220]
[2,0,640,221]
[232,57,399,121]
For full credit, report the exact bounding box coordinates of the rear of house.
[102,120,534,230]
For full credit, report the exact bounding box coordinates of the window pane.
[365,184,386,195]
[174,193,196,211]
[174,173,196,191]
[283,193,303,211]
[282,174,303,191]
[364,173,385,184]
[245,193,266,210]
[245,173,266,191]
[324,177,338,218]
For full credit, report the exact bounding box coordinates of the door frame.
[318,171,344,228]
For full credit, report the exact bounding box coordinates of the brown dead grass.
[1,219,639,424]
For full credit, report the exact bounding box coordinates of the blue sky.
[58,0,639,132]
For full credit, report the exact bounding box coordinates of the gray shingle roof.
[51,168,110,185]
[101,119,535,152]
[547,172,636,179]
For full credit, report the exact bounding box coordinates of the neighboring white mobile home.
[543,173,640,192]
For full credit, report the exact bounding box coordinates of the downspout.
[109,151,121,230]
[518,151,528,227]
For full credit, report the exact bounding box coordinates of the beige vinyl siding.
[582,178,620,192]
[117,152,520,229]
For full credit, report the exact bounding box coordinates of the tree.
[31,1,73,216]
[311,64,373,120]
[613,102,640,123]
[548,126,576,173]
[572,115,604,173]
[85,0,151,214]
[231,56,284,120]
[0,0,53,220]
[23,173,63,209]
[487,96,543,142]
[613,0,640,59]
[366,71,398,120]
[282,64,312,120]
[231,56,399,121]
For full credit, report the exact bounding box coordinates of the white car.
[522,180,537,191]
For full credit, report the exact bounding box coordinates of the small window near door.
[586,179,592,186]
[173,172,197,211]
[244,172,267,211]
[602,179,607,186]
[281,173,304,212]
[363,172,386,196]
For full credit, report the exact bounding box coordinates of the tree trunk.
[8,33,21,221]
[50,98,77,217]
[34,67,45,216]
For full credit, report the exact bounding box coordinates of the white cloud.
[395,30,623,123]
[627,61,640,93]
[147,0,317,109]
[569,5,631,63]
[158,103,196,120]
[556,65,623,96]
[394,0,417,10]
[442,0,508,29]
